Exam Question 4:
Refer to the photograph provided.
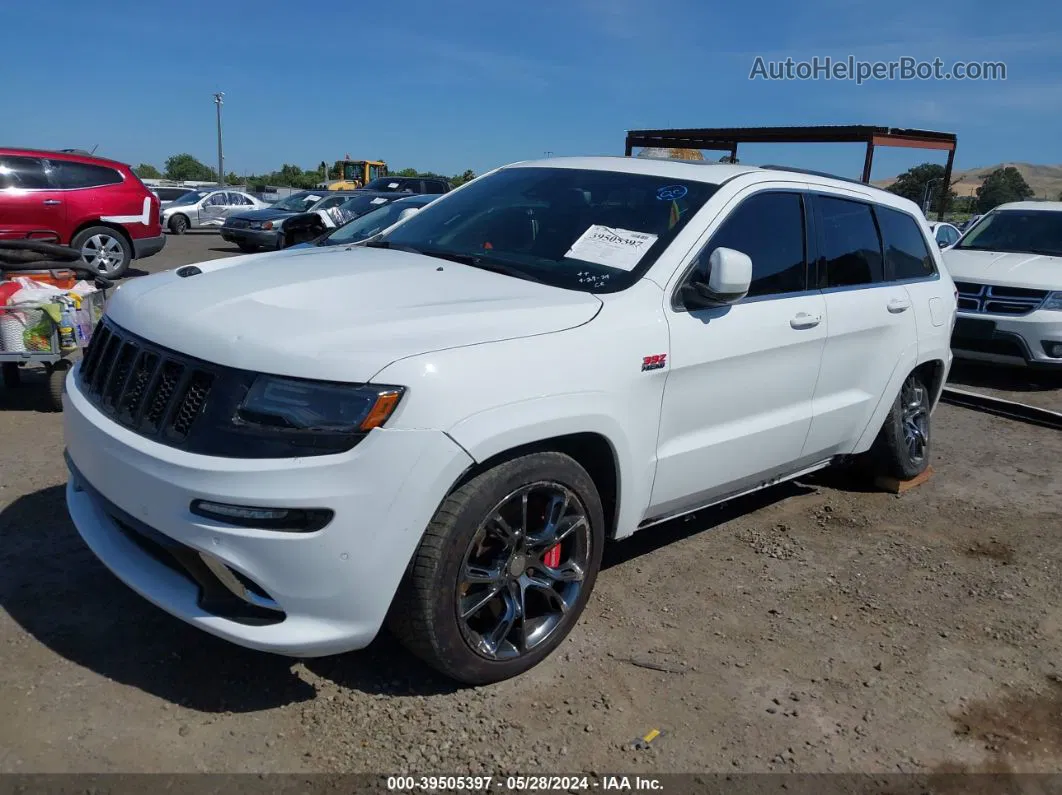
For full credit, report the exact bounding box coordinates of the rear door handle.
[887,297,912,313]
[42,199,62,206]
[790,312,822,329]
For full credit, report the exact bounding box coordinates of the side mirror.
[681,247,752,309]
[396,207,420,222]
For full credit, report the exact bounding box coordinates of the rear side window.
[876,206,937,280]
[818,196,884,287]
[700,191,808,298]
[0,156,51,189]
[424,181,447,194]
[51,160,123,189]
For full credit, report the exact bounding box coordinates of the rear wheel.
[71,226,131,278]
[871,371,932,481]
[388,452,605,685]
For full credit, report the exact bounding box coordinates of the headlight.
[1042,292,1062,311]
[261,220,279,230]
[235,376,404,434]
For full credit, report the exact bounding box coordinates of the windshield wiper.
[364,243,546,283]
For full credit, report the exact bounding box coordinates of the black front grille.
[78,319,370,459]
[79,320,214,442]
[226,218,250,229]
[955,281,1048,316]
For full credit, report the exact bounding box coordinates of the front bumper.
[63,366,473,657]
[131,233,166,260]
[220,228,283,249]
[951,310,1062,368]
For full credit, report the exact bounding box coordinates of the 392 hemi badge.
[641,353,667,372]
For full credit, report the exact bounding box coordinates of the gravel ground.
[2,233,1061,776]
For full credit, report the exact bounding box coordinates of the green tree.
[225,172,241,185]
[886,163,957,214]
[133,163,162,179]
[451,169,476,187]
[164,153,217,182]
[396,167,419,177]
[975,166,1034,213]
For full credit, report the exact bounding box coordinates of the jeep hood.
[943,248,1062,290]
[103,246,602,382]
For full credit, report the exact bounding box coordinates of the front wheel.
[168,214,189,235]
[387,452,605,685]
[870,371,932,481]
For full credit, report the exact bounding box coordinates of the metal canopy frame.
[624,125,957,220]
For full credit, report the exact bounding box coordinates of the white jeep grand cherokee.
[64,157,956,684]
[943,201,1062,370]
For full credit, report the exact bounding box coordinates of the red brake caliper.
[543,543,561,568]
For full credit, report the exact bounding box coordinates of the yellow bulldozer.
[323,157,388,190]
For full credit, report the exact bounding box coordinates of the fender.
[851,339,921,454]
[445,393,655,539]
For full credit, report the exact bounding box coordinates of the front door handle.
[42,199,62,206]
[887,297,912,313]
[790,312,822,329]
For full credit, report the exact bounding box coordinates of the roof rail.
[759,164,868,186]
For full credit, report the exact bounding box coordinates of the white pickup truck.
[63,156,956,684]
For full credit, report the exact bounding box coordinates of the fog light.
[190,500,333,532]
[1042,342,1062,359]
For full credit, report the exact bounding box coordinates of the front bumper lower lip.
[952,310,1062,367]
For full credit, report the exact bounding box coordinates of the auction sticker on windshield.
[305,194,322,202]
[564,226,658,271]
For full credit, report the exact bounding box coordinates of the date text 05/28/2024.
[386,775,665,791]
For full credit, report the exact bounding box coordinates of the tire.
[387,452,606,685]
[168,214,190,235]
[870,371,932,481]
[71,226,132,279]
[236,242,259,253]
[45,361,69,412]
[2,362,20,389]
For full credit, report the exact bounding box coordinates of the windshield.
[955,209,1062,257]
[322,198,430,246]
[377,166,718,292]
[169,190,210,206]
[271,191,325,212]
[364,178,415,192]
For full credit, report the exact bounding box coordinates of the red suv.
[0,148,164,278]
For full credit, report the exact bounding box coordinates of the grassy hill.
[874,162,1062,201]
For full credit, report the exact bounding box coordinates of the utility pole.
[214,92,225,186]
[922,177,942,215]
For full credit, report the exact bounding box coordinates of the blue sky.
[4,0,1060,180]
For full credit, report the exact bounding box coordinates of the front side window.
[169,190,210,206]
[876,206,936,281]
[954,209,1062,257]
[693,191,807,298]
[818,195,884,287]
[377,166,719,293]
[51,160,123,189]
[0,156,51,189]
[203,192,227,206]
